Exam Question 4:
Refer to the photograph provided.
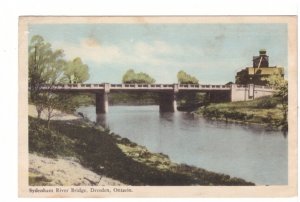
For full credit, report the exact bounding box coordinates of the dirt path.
[28,104,80,120]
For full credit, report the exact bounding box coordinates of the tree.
[176,71,201,109]
[63,57,89,84]
[274,79,288,132]
[177,70,199,84]
[29,35,66,118]
[264,72,288,131]
[28,35,73,128]
[122,69,135,83]
[122,69,155,84]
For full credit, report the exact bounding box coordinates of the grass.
[197,96,285,129]
[29,116,254,186]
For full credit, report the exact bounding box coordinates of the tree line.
[122,69,200,84]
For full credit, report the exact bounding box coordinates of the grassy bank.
[29,116,254,186]
[196,96,286,130]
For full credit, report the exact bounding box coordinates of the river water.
[77,105,287,185]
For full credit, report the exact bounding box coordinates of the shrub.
[256,99,277,109]
[223,110,247,121]
[203,108,221,119]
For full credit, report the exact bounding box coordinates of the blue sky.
[28,23,288,84]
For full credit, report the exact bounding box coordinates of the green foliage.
[109,92,159,105]
[256,99,277,109]
[51,93,95,113]
[29,35,68,124]
[122,69,155,84]
[28,35,91,127]
[263,72,288,131]
[69,93,95,109]
[29,117,75,157]
[28,35,66,101]
[263,72,284,87]
[177,70,199,84]
[203,107,254,122]
[263,72,288,106]
[63,57,89,84]
[177,92,206,111]
[276,81,288,101]
[199,96,285,129]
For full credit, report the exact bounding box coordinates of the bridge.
[44,83,275,113]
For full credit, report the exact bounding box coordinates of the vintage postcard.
[19,16,297,197]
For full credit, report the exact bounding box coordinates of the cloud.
[52,37,205,68]
[134,41,173,56]
[51,37,223,83]
[82,37,101,47]
[52,38,122,65]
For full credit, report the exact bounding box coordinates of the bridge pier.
[159,92,177,112]
[95,92,108,113]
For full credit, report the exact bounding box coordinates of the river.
[77,105,287,185]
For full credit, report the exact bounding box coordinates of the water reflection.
[159,112,175,122]
[77,105,287,185]
[282,130,287,138]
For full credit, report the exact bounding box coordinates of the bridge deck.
[41,83,275,94]
[45,83,232,91]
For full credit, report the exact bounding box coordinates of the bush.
[203,108,221,119]
[223,110,248,121]
[256,99,277,109]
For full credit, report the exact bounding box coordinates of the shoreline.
[28,104,254,186]
[189,111,283,131]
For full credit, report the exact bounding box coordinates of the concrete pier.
[95,93,108,113]
[159,93,177,112]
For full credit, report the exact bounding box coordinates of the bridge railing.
[178,84,230,89]
[110,84,174,89]
[41,83,275,91]
[41,83,106,89]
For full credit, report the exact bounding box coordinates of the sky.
[28,23,288,84]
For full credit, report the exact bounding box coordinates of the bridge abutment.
[230,84,274,102]
[159,92,177,112]
[95,92,108,113]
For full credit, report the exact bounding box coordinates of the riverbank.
[29,153,126,186]
[28,104,80,121]
[194,96,286,131]
[28,111,254,185]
